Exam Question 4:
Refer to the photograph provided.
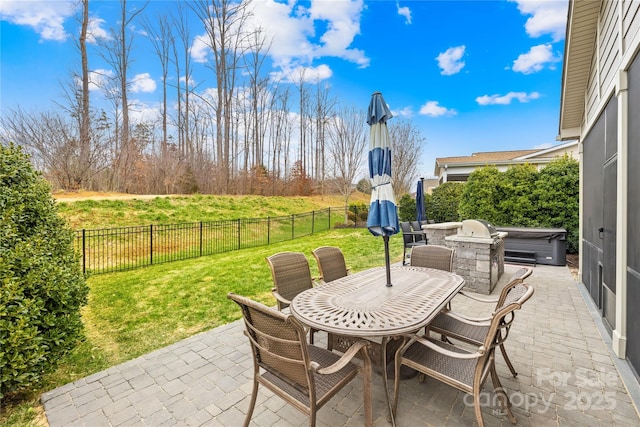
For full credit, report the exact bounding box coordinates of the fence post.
[291,214,295,240]
[150,224,154,265]
[267,217,271,244]
[312,210,315,234]
[237,219,241,250]
[200,222,203,257]
[328,207,331,229]
[82,229,86,275]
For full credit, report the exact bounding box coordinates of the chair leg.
[361,348,373,427]
[243,378,259,427]
[473,391,485,427]
[490,362,517,424]
[402,246,407,265]
[500,343,518,377]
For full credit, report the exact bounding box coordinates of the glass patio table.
[290,265,465,426]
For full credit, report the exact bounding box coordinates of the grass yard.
[55,193,370,229]
[1,224,403,426]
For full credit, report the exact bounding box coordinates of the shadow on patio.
[42,264,640,426]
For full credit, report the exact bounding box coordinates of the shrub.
[397,193,416,222]
[533,156,579,253]
[458,166,502,221]
[426,182,464,223]
[0,143,89,400]
[456,157,579,254]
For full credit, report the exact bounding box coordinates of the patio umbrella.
[416,179,425,221]
[366,91,399,286]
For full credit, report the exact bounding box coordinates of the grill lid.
[459,219,498,238]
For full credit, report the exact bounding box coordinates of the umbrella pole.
[383,235,392,287]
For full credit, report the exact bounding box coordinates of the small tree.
[458,166,502,222]
[398,193,416,222]
[533,155,579,253]
[0,143,89,400]
[427,182,464,223]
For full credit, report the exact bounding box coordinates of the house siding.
[574,0,640,379]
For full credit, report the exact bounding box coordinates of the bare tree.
[327,106,368,220]
[1,108,111,191]
[191,0,252,193]
[142,13,172,154]
[96,0,148,191]
[389,119,425,197]
[79,0,91,187]
[313,82,336,192]
[170,2,195,160]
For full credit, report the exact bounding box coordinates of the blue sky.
[0,0,568,178]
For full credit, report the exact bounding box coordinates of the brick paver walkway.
[42,264,640,426]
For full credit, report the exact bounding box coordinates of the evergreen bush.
[0,143,89,400]
[426,182,464,223]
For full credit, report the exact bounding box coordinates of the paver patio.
[42,264,640,426]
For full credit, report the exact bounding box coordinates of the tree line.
[0,0,423,204]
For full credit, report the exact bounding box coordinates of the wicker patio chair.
[227,293,373,427]
[429,266,533,377]
[392,282,534,427]
[312,246,349,284]
[400,221,427,265]
[409,244,455,272]
[267,252,314,311]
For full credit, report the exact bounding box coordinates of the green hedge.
[457,156,579,253]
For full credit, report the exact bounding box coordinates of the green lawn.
[1,227,402,427]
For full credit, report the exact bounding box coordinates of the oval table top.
[290,265,465,337]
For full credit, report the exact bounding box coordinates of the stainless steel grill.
[458,219,498,238]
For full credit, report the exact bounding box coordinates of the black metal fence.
[75,205,369,275]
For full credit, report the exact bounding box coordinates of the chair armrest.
[437,310,493,326]
[313,340,370,375]
[457,290,499,304]
[408,334,485,359]
[271,289,291,306]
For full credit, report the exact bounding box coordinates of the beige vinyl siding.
[623,0,640,50]
[599,0,620,94]
[586,53,600,123]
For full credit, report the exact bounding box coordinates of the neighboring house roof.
[433,141,579,180]
[435,149,539,167]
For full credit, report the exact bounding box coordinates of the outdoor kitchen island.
[423,220,507,294]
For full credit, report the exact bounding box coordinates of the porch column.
[613,69,628,358]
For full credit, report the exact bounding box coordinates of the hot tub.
[496,227,567,266]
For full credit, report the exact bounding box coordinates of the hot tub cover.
[496,227,566,241]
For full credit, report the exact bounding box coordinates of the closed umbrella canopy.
[366,92,399,237]
[366,91,398,286]
[416,179,425,222]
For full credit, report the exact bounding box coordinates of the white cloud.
[436,45,466,76]
[129,101,161,125]
[236,0,368,77]
[476,91,541,105]
[397,3,412,25]
[392,106,413,118]
[190,34,210,63]
[511,0,568,42]
[88,69,114,92]
[0,0,77,41]
[419,101,456,117]
[130,73,156,93]
[270,64,333,84]
[512,43,559,74]
[87,17,110,43]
